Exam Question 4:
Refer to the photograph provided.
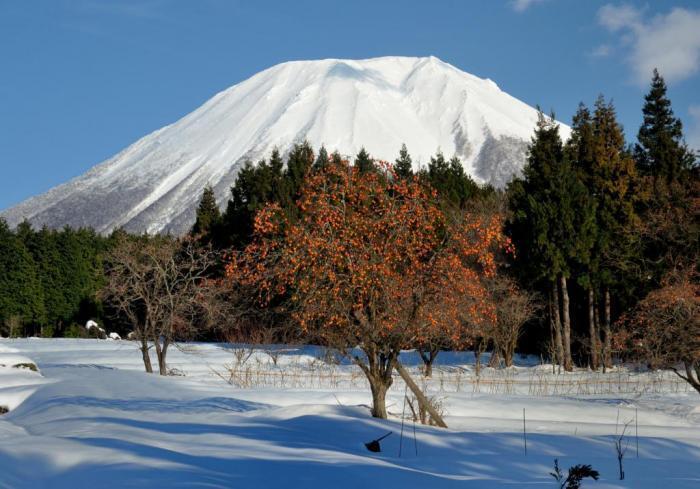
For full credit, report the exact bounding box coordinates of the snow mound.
[0,346,46,412]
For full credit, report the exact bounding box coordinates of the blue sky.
[1,0,699,210]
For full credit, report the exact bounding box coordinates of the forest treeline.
[0,70,697,382]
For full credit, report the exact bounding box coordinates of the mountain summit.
[2,56,569,234]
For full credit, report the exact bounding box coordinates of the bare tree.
[101,235,219,375]
[614,417,633,480]
[486,275,538,368]
[616,267,700,393]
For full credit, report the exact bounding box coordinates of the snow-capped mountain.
[1,56,570,235]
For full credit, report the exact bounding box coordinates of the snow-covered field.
[0,339,698,488]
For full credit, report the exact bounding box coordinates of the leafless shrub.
[101,235,220,375]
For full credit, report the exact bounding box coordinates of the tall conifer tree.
[635,69,694,187]
[395,144,413,178]
[191,185,221,236]
[508,113,595,370]
[354,147,375,173]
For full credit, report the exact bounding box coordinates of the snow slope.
[0,338,698,488]
[1,56,570,235]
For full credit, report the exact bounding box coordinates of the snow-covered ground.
[0,339,698,488]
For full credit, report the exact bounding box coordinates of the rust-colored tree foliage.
[227,161,510,418]
[616,269,700,393]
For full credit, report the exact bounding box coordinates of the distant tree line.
[190,140,495,251]
[0,222,111,337]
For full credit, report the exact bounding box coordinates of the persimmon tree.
[616,269,699,393]
[228,160,509,418]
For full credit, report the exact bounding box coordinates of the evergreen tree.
[29,227,66,329]
[447,155,480,205]
[426,151,479,208]
[284,141,315,205]
[394,143,413,178]
[565,103,601,368]
[218,143,313,248]
[0,219,44,331]
[314,145,329,170]
[633,71,698,295]
[354,147,375,173]
[635,69,694,187]
[566,98,639,369]
[191,185,221,236]
[427,151,451,195]
[330,150,344,166]
[508,113,595,371]
[268,148,287,203]
[220,160,259,248]
[591,97,640,367]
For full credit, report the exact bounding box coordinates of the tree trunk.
[354,345,396,419]
[550,282,565,370]
[686,362,700,394]
[488,350,501,368]
[474,337,486,377]
[139,337,153,374]
[155,337,170,376]
[603,288,612,369]
[395,361,447,428]
[369,380,389,418]
[503,339,516,368]
[588,288,599,371]
[418,346,439,378]
[559,275,573,371]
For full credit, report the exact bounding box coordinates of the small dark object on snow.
[365,431,393,452]
[0,406,8,415]
[550,459,600,489]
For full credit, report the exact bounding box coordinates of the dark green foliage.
[565,98,639,296]
[633,70,698,290]
[216,143,313,249]
[314,145,330,170]
[0,219,109,336]
[550,459,599,489]
[394,143,413,178]
[330,150,344,166]
[0,219,44,329]
[191,185,221,237]
[284,141,315,203]
[635,69,695,187]
[424,152,481,208]
[354,147,375,173]
[508,113,595,284]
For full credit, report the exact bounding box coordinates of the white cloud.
[590,44,612,58]
[687,105,700,153]
[511,0,548,13]
[598,4,700,85]
[598,4,643,32]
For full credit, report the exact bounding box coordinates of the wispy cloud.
[688,105,700,153]
[589,44,612,58]
[510,0,549,13]
[598,4,700,85]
